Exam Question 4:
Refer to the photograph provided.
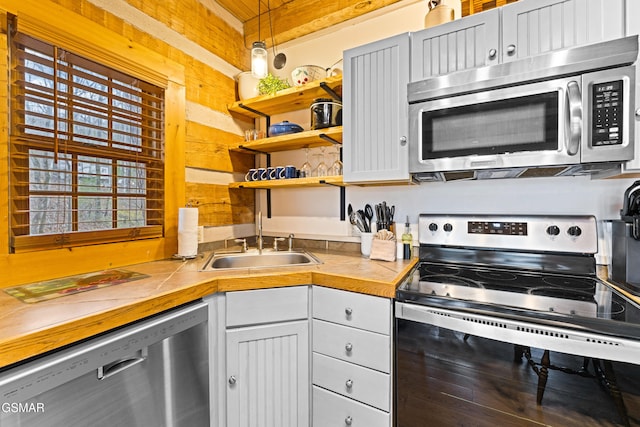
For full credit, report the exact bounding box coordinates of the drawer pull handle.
[345,342,353,352]
[345,307,353,316]
[346,379,353,389]
[345,415,353,426]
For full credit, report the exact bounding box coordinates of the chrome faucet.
[256,211,263,254]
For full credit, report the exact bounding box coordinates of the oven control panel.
[468,221,528,236]
[419,214,597,254]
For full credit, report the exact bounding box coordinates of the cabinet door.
[501,0,625,62]
[343,33,410,183]
[410,8,500,82]
[226,321,309,427]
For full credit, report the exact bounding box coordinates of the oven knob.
[443,223,453,232]
[428,223,438,232]
[567,226,582,237]
[546,225,560,236]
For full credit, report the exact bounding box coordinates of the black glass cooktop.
[397,261,640,332]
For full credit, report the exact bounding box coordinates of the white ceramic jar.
[236,71,260,101]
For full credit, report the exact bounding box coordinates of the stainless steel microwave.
[408,36,638,179]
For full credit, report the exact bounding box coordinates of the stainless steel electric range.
[395,214,640,427]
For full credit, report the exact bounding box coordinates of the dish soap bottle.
[402,216,413,260]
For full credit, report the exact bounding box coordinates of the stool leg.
[536,350,550,405]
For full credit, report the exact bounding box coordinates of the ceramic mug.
[257,168,267,180]
[245,168,258,181]
[284,165,297,179]
[275,166,286,179]
[267,166,277,180]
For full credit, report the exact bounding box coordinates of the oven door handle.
[565,80,582,156]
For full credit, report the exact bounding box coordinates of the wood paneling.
[185,121,254,172]
[185,182,254,226]
[461,0,519,16]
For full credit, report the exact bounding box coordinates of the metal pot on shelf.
[310,98,342,130]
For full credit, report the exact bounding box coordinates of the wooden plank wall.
[45,0,255,228]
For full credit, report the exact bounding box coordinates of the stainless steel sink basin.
[200,250,321,270]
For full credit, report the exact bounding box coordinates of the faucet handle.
[234,238,247,252]
[273,237,285,251]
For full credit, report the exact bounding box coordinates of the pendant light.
[251,0,268,78]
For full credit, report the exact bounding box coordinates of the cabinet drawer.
[313,319,390,373]
[312,286,391,334]
[313,385,390,427]
[226,286,308,327]
[313,353,390,411]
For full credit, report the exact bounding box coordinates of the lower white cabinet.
[226,321,309,427]
[311,286,393,427]
[313,386,390,427]
[224,286,310,427]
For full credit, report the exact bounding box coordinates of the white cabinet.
[501,0,626,62]
[411,0,626,82]
[311,286,393,426]
[224,287,310,427]
[227,321,309,427]
[411,9,500,81]
[343,33,410,183]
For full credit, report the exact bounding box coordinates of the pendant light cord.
[268,0,276,55]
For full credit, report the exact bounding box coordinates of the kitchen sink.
[200,249,322,270]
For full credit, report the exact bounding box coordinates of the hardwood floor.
[396,320,640,427]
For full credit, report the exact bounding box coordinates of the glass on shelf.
[312,147,328,177]
[299,148,312,178]
[329,146,343,176]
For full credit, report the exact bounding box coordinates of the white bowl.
[291,65,326,86]
[236,71,260,100]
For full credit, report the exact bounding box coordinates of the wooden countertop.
[0,250,417,369]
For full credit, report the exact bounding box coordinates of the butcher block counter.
[0,250,417,369]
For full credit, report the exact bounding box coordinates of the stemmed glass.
[329,146,343,176]
[300,148,312,178]
[313,147,328,177]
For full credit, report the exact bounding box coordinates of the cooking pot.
[268,121,304,136]
[310,98,342,130]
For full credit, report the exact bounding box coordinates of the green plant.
[257,73,291,95]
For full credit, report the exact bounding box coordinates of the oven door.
[408,76,581,173]
[395,302,640,427]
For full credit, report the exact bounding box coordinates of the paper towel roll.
[178,207,199,257]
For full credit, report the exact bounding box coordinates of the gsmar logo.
[1,402,45,413]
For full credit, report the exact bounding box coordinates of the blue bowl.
[269,121,303,136]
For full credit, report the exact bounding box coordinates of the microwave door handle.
[565,80,582,156]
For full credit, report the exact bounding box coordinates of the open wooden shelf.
[228,75,343,119]
[229,175,345,189]
[231,126,342,153]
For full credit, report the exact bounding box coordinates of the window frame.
[0,4,185,286]
[9,29,166,252]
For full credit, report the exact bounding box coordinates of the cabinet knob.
[346,379,353,389]
[635,108,640,118]
[506,44,516,55]
[228,375,237,385]
[400,136,407,146]
[345,342,353,352]
[345,416,353,426]
[488,48,497,59]
[345,307,353,316]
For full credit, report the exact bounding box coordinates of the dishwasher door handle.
[97,347,148,380]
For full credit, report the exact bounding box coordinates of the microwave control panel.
[592,80,623,146]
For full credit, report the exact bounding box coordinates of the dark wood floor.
[396,320,640,427]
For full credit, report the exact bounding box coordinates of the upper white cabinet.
[343,33,410,183]
[410,0,627,82]
[411,9,500,81]
[501,0,626,62]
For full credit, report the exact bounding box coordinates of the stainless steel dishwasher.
[0,301,209,427]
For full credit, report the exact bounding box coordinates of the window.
[9,26,165,252]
